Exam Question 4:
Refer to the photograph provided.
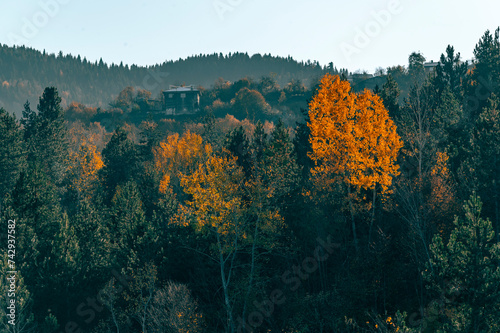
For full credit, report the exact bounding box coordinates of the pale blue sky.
[1,0,499,73]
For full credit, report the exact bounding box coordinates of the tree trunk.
[368,186,377,247]
[242,210,259,332]
[348,184,359,252]
[217,232,235,333]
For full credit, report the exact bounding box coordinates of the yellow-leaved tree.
[66,141,105,200]
[160,129,286,332]
[154,131,212,194]
[308,74,403,250]
[177,152,245,332]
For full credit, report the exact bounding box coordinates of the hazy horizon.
[1,0,499,73]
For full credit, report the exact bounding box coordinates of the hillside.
[1,24,499,332]
[0,44,347,116]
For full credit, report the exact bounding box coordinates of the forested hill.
[0,44,343,115]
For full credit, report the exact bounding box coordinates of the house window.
[180,93,186,98]
[169,94,173,98]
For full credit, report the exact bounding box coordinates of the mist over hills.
[0,44,347,116]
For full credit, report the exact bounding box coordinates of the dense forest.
[0,27,499,332]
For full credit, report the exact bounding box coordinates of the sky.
[0,0,499,73]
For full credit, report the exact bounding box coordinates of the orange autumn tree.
[67,141,105,200]
[153,131,213,194]
[177,152,246,333]
[308,74,403,250]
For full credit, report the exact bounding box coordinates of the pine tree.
[201,109,219,149]
[467,28,500,119]
[434,86,462,141]
[434,45,468,101]
[101,127,140,200]
[44,213,81,325]
[0,108,25,200]
[462,95,500,240]
[139,118,162,162]
[293,108,314,181]
[21,87,68,184]
[72,198,111,284]
[425,194,500,332]
[225,126,252,177]
[11,163,61,269]
[263,119,300,210]
[11,162,69,325]
[250,120,268,165]
[110,181,159,268]
[379,74,401,120]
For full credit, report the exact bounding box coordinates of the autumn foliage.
[67,141,105,199]
[153,131,212,193]
[3,28,500,331]
[308,74,402,192]
[178,152,245,235]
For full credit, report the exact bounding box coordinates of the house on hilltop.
[424,59,475,76]
[163,85,200,115]
[424,60,440,75]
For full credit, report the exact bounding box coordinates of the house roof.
[424,61,440,68]
[164,85,199,92]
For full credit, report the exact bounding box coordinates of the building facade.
[162,85,200,115]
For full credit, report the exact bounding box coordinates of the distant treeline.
[0,44,349,115]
